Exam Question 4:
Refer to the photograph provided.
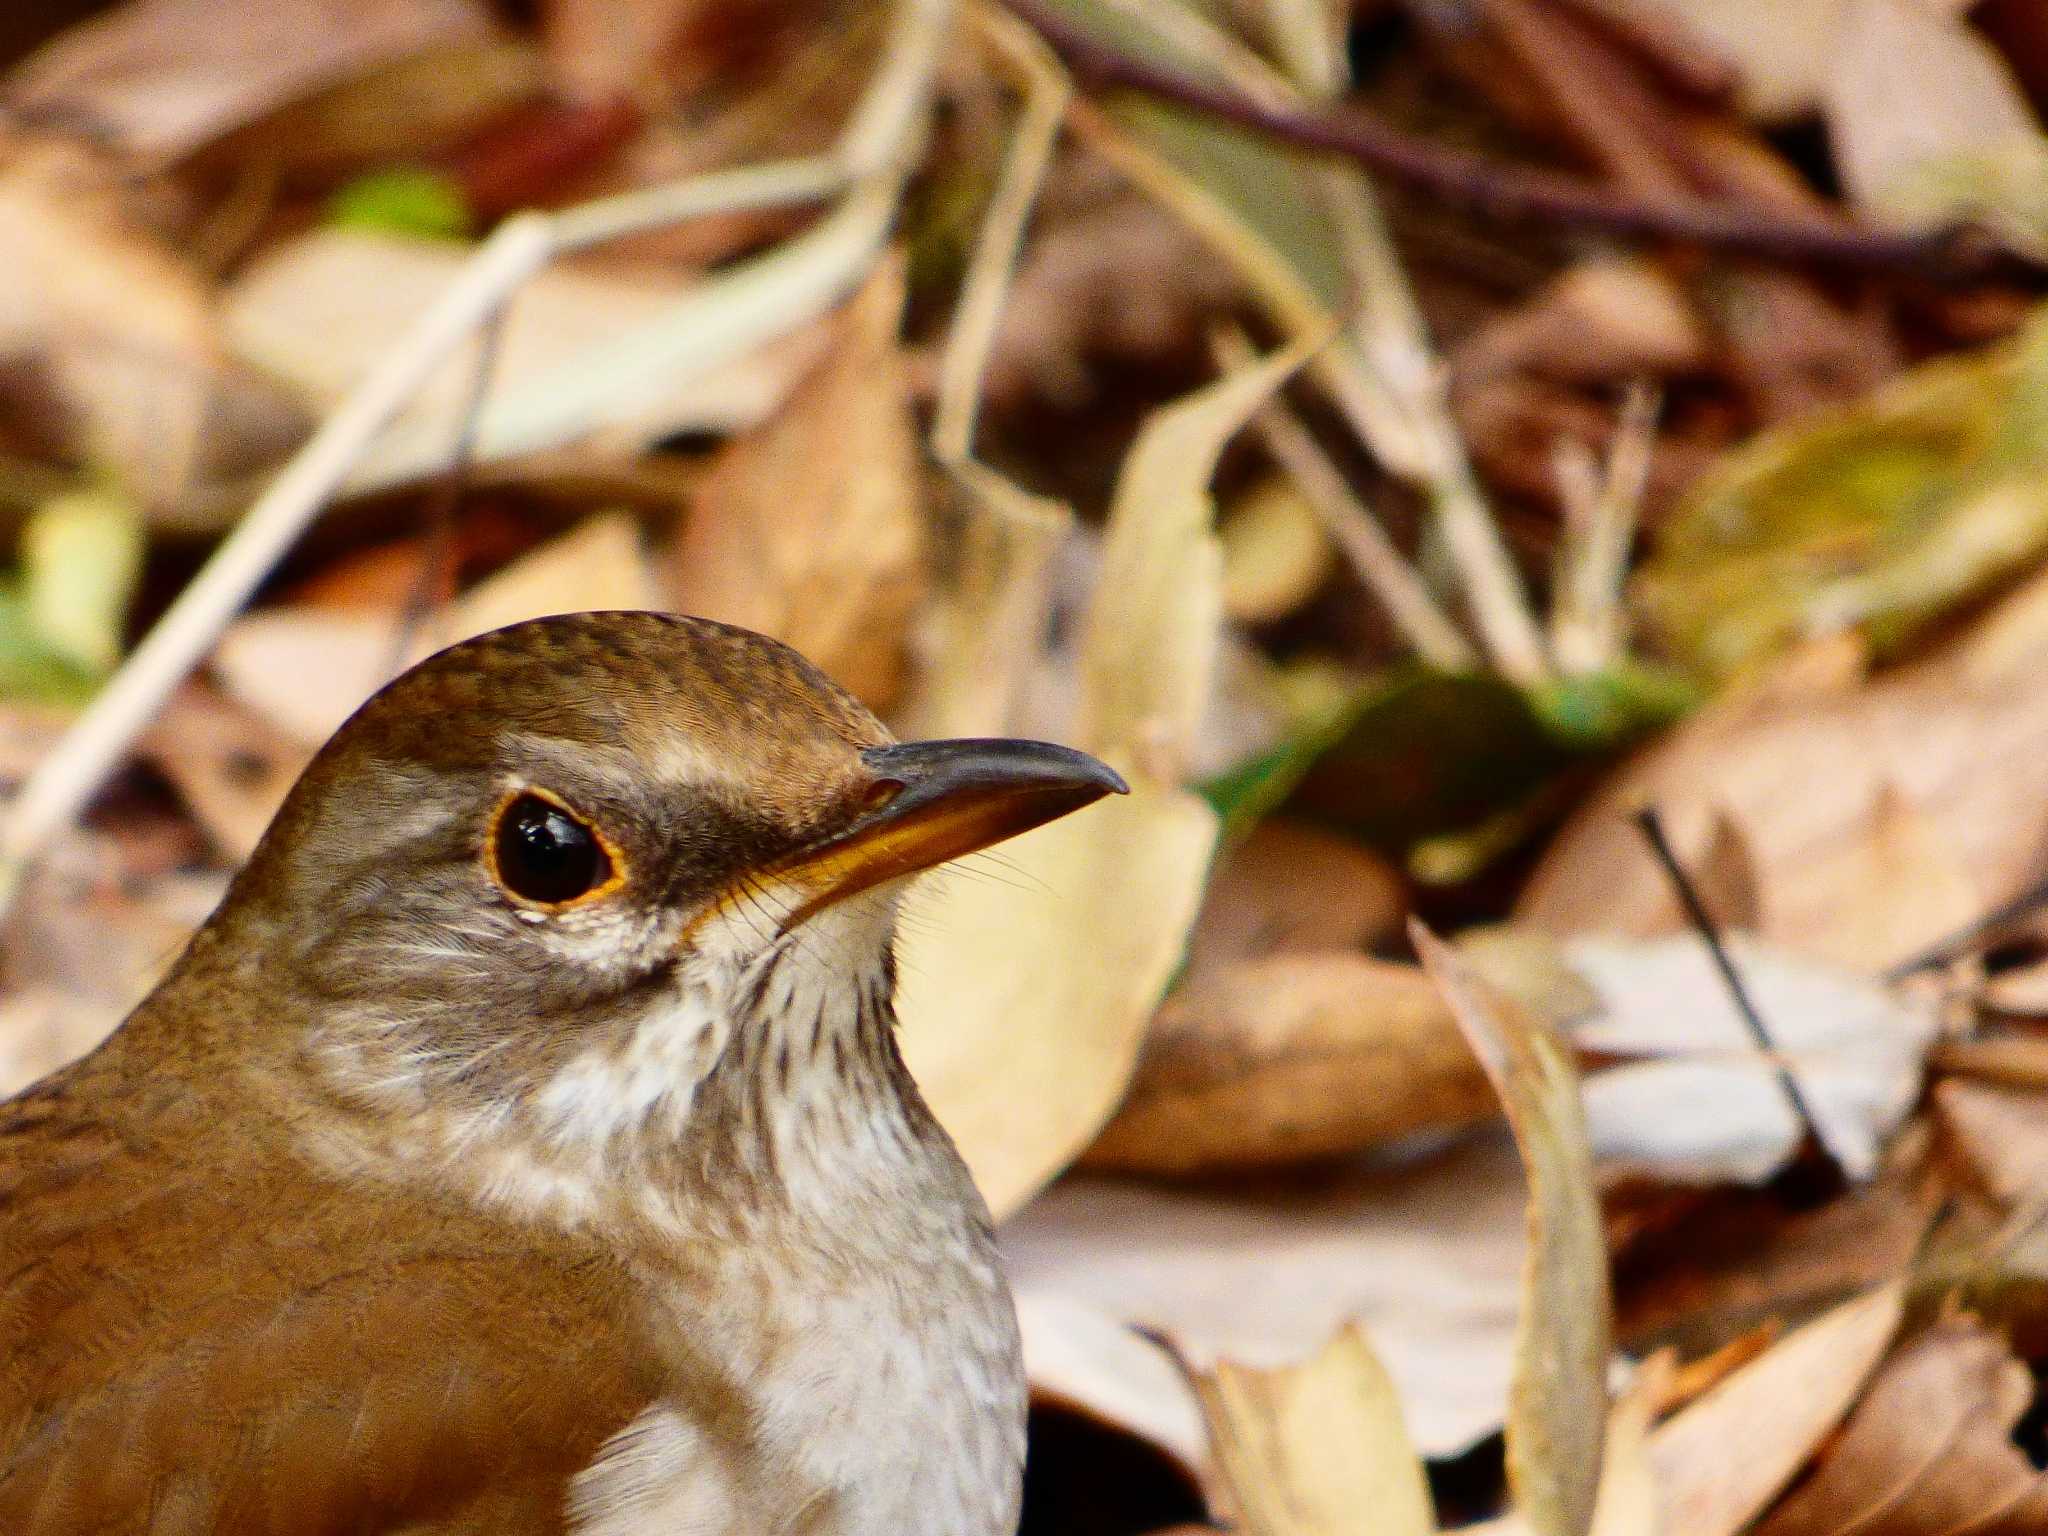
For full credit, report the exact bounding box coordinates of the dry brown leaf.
[1648,1283,1905,1536]
[1934,1078,2048,1206]
[1194,1323,1435,1536]
[1520,573,2048,963]
[1081,953,1493,1176]
[1414,923,1610,1536]
[669,254,923,708]
[1002,1133,1531,1459]
[1184,817,1405,974]
[0,134,304,509]
[1753,1313,2044,1536]
[1786,785,1980,974]
[214,511,658,746]
[1,0,495,161]
[1984,963,2048,1018]
[140,683,310,863]
[1449,256,1708,387]
[898,340,1307,1219]
[1605,805,1762,941]
[1930,1034,2048,1088]
[1824,0,2045,234]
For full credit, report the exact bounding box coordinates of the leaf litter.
[10,0,2048,1531]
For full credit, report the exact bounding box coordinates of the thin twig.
[1633,804,1844,1184]
[1002,0,2006,277]
[1884,870,2048,982]
[1550,382,1657,675]
[1212,326,1475,669]
[933,3,1071,466]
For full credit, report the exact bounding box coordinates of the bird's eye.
[489,792,616,907]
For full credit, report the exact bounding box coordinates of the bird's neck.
[240,908,959,1252]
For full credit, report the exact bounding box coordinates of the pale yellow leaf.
[22,487,144,676]
[1076,335,1314,773]
[1196,1323,1435,1536]
[898,459,1069,741]
[1413,922,1609,1536]
[900,341,1304,1217]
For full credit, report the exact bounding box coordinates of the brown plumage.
[0,611,1124,1535]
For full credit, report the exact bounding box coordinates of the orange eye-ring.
[485,788,627,909]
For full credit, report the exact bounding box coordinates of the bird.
[0,610,1127,1536]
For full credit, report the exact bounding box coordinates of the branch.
[1003,0,2008,279]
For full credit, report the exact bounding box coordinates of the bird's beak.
[772,738,1128,930]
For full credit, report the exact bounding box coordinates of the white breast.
[569,1248,1025,1536]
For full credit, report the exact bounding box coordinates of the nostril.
[859,779,905,815]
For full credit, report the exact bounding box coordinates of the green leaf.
[326,166,472,240]
[1638,305,2048,679]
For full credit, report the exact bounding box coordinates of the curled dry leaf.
[1193,1323,1434,1536]
[1080,953,1495,1176]
[214,510,658,746]
[1752,1313,2047,1536]
[1647,1283,1905,1536]
[898,339,1308,1218]
[669,253,923,708]
[0,0,495,162]
[1413,923,1609,1536]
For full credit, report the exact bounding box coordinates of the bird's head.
[191,611,1122,1165]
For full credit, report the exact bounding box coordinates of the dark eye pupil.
[495,794,607,904]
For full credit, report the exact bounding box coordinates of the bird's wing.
[0,1067,659,1536]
